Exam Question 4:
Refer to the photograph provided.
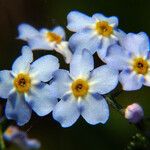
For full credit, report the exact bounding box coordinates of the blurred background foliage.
[0,0,150,149]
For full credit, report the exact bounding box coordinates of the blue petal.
[143,72,150,86]
[25,139,41,149]
[67,11,94,32]
[114,29,127,46]
[25,83,57,116]
[119,70,143,91]
[54,41,72,64]
[89,65,118,95]
[69,29,102,54]
[5,92,32,126]
[52,96,80,128]
[0,70,13,99]
[70,48,94,79]
[97,30,126,59]
[52,69,72,98]
[17,23,39,40]
[104,44,130,70]
[122,32,149,57]
[52,26,66,40]
[12,46,33,74]
[21,46,33,63]
[92,13,118,27]
[81,94,109,125]
[30,55,59,82]
[97,37,110,59]
[92,13,107,20]
[28,37,53,50]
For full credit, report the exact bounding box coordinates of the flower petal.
[108,16,118,27]
[143,72,150,86]
[21,46,33,63]
[0,70,13,99]
[5,92,32,126]
[114,29,126,46]
[67,11,94,32]
[92,13,118,27]
[52,69,72,98]
[52,26,66,40]
[25,83,57,116]
[89,65,118,95]
[104,44,130,70]
[70,49,94,79]
[55,41,72,64]
[122,32,149,57]
[81,94,109,125]
[92,13,107,21]
[97,37,110,59]
[119,70,143,91]
[52,96,80,128]
[28,37,53,50]
[12,46,33,74]
[30,55,59,82]
[17,23,39,40]
[69,29,102,54]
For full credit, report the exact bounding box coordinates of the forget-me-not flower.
[67,10,125,59]
[18,24,72,64]
[52,48,118,127]
[4,126,41,149]
[105,32,150,91]
[0,46,59,125]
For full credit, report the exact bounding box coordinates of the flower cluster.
[0,10,148,129]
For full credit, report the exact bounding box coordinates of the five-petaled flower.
[67,10,125,59]
[52,48,118,127]
[18,24,72,64]
[0,46,59,125]
[105,32,150,91]
[3,126,41,149]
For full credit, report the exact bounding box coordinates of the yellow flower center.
[133,57,149,75]
[95,21,113,37]
[14,73,31,93]
[71,79,89,98]
[5,127,14,136]
[46,32,62,44]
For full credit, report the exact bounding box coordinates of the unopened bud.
[125,103,144,124]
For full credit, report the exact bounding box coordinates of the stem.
[105,95,123,113]
[0,124,5,150]
[112,89,123,98]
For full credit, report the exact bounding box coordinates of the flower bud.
[125,103,144,124]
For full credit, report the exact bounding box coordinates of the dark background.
[0,0,150,150]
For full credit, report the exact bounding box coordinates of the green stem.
[0,124,5,150]
[105,95,124,113]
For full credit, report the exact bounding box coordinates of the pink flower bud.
[125,103,144,123]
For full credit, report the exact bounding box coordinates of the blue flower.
[18,24,72,64]
[3,126,41,149]
[0,46,59,125]
[105,32,150,91]
[52,48,118,127]
[67,10,125,59]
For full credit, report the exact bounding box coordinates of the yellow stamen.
[71,79,89,98]
[46,32,62,44]
[14,73,31,93]
[5,128,14,136]
[95,21,113,37]
[133,57,149,75]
